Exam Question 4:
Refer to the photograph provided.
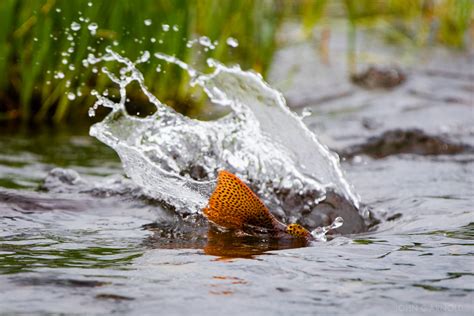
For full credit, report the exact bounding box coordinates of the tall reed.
[0,0,471,124]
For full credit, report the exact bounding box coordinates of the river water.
[1,28,473,315]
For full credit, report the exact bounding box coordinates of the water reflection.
[143,224,309,259]
[0,238,143,275]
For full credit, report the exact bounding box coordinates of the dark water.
[1,40,474,315]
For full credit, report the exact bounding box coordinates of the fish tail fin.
[203,170,277,230]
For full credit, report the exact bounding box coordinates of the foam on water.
[87,48,360,230]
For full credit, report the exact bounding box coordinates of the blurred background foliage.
[0,0,472,124]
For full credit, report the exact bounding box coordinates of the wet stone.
[96,294,135,301]
[341,129,472,159]
[351,65,406,89]
[180,164,209,181]
[300,191,370,235]
[253,184,371,234]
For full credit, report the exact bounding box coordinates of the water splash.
[311,217,344,242]
[87,48,360,229]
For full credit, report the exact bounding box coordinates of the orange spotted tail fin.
[203,171,278,231]
[286,223,312,239]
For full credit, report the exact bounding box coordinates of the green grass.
[0,0,472,124]
[0,0,288,123]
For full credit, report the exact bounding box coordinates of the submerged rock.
[301,191,370,235]
[351,65,406,89]
[342,129,471,159]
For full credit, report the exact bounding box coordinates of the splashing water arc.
[89,49,360,223]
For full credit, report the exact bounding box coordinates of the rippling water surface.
[1,122,472,315]
[1,35,474,316]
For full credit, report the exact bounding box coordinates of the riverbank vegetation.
[0,0,472,124]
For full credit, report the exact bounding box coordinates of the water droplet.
[144,19,152,26]
[71,22,81,31]
[301,107,312,118]
[87,2,93,7]
[33,37,38,42]
[68,64,76,71]
[88,23,98,36]
[161,24,170,32]
[352,156,363,164]
[199,36,211,47]
[226,37,239,47]
[62,58,68,65]
[55,8,61,13]
[172,25,179,31]
[332,217,344,229]
[310,216,344,241]
[150,38,156,43]
[67,92,76,100]
[156,65,162,72]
